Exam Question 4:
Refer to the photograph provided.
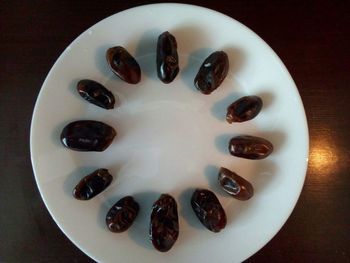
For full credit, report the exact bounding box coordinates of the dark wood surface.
[1,1,349,262]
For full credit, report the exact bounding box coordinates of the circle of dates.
[60,31,273,252]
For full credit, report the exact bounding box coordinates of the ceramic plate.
[30,4,309,263]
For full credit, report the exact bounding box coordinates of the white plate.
[30,3,308,263]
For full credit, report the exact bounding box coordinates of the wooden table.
[1,1,349,262]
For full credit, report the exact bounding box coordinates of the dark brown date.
[106,46,141,84]
[150,194,179,252]
[77,79,115,109]
[106,196,139,233]
[73,168,113,200]
[60,120,116,151]
[226,96,263,123]
[156,31,179,83]
[191,189,226,232]
[194,51,229,94]
[218,167,254,200]
[229,135,273,160]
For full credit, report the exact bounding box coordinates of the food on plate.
[150,194,179,252]
[194,51,229,94]
[229,135,273,160]
[73,168,113,200]
[54,30,281,253]
[156,31,179,83]
[60,120,116,151]
[226,96,263,123]
[77,79,115,109]
[218,167,254,200]
[191,189,227,232]
[106,46,141,84]
[106,196,139,233]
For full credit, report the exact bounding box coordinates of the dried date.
[194,51,229,94]
[77,79,115,109]
[73,168,113,200]
[106,46,141,84]
[229,135,273,159]
[60,120,116,151]
[156,31,179,83]
[191,189,226,232]
[218,167,254,200]
[106,196,139,233]
[150,194,179,252]
[226,96,263,123]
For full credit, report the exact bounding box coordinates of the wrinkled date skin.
[106,46,141,84]
[77,79,115,109]
[106,196,139,233]
[156,31,179,83]
[226,96,263,123]
[61,120,116,151]
[229,135,273,160]
[150,194,179,252]
[194,51,229,94]
[73,169,113,200]
[191,189,227,232]
[218,167,254,200]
